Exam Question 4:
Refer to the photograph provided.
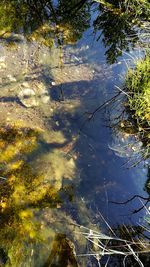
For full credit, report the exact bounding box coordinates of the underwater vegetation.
[0,122,86,266]
[0,120,101,266]
[0,123,74,208]
[0,1,149,267]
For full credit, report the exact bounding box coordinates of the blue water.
[0,2,149,266]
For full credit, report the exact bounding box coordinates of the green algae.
[0,122,95,266]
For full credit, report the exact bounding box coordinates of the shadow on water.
[0,96,25,106]
[50,88,148,217]
[0,0,150,266]
[46,84,150,266]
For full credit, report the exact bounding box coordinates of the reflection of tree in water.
[0,0,90,46]
[46,91,150,266]
[93,0,149,63]
[1,0,149,62]
[144,167,150,212]
[145,167,150,195]
[0,1,149,266]
[106,84,150,210]
[103,99,150,265]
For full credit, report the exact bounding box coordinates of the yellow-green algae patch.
[0,121,76,208]
[0,122,94,266]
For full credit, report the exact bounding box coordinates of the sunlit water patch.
[0,1,150,266]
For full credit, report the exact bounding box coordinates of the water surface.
[0,1,149,266]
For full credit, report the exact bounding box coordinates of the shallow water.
[0,1,149,266]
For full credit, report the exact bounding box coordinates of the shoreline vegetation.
[124,53,150,162]
[0,0,150,266]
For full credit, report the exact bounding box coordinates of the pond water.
[0,1,149,266]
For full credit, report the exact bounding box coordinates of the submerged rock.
[41,94,50,104]
[18,88,39,107]
[7,74,17,82]
[0,60,6,69]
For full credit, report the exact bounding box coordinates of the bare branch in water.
[85,92,121,120]
[110,194,150,205]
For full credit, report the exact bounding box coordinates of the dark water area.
[0,1,149,266]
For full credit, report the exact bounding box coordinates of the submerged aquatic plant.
[0,122,99,266]
[0,123,74,265]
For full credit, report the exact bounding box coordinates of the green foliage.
[126,54,150,121]
[125,54,150,159]
[94,0,150,19]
